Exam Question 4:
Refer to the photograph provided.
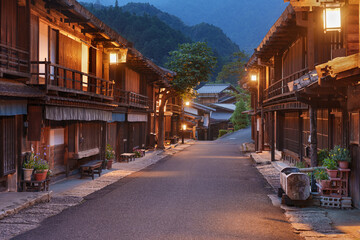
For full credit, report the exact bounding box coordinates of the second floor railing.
[0,43,29,77]
[264,68,308,101]
[31,61,114,99]
[166,104,182,114]
[114,88,152,109]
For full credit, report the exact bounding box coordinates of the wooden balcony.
[166,104,182,114]
[263,68,308,102]
[0,43,30,78]
[31,61,114,100]
[114,88,152,109]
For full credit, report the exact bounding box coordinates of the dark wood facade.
[247,1,360,207]
[0,0,174,191]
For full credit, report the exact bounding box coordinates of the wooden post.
[260,108,264,151]
[309,106,317,192]
[299,111,303,162]
[307,11,315,71]
[342,108,349,148]
[270,111,275,161]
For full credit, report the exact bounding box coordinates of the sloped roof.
[197,84,235,94]
[0,80,44,98]
[210,112,233,121]
[192,102,216,112]
[210,103,236,112]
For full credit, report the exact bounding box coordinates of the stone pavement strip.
[0,143,192,240]
[250,152,358,240]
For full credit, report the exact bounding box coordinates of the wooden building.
[246,0,360,207]
[196,83,238,105]
[0,0,174,191]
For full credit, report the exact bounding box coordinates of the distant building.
[196,84,238,105]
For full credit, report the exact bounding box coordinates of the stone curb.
[0,192,52,221]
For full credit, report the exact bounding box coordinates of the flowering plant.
[314,168,329,181]
[322,157,338,170]
[133,148,142,158]
[329,146,351,163]
[34,158,49,173]
[105,144,115,160]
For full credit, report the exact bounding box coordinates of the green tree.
[230,99,250,131]
[156,42,217,149]
[216,51,248,86]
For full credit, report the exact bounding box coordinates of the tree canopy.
[216,51,248,86]
[165,42,217,97]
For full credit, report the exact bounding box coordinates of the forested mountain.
[82,2,241,81]
[120,3,240,58]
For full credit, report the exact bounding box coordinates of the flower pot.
[106,159,113,169]
[34,170,48,181]
[327,169,338,178]
[339,161,349,169]
[320,180,331,189]
[23,168,33,181]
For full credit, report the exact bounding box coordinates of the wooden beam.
[64,18,89,23]
[81,28,104,34]
[307,11,315,71]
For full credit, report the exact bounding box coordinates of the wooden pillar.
[260,109,264,152]
[310,106,317,167]
[270,111,275,161]
[299,111,303,162]
[342,108,349,148]
[307,11,315,71]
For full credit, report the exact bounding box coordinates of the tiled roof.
[211,103,236,112]
[210,112,233,121]
[197,84,231,94]
[0,81,44,98]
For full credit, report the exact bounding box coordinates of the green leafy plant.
[218,129,228,138]
[317,149,329,166]
[23,152,35,169]
[322,157,338,170]
[133,148,142,158]
[329,145,351,163]
[295,161,306,169]
[105,144,115,161]
[314,168,329,181]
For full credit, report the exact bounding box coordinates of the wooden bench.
[80,160,103,180]
[120,153,136,162]
[20,179,50,192]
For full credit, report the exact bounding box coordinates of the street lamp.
[181,124,187,144]
[251,74,257,82]
[110,53,118,64]
[185,101,190,106]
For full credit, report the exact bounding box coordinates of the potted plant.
[317,149,329,166]
[23,152,35,181]
[330,145,351,169]
[322,157,338,178]
[34,158,49,181]
[314,168,330,189]
[133,148,142,158]
[105,144,115,169]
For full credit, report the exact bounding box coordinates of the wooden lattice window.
[0,117,16,176]
[350,112,359,145]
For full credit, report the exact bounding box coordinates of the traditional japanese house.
[208,103,236,140]
[196,83,238,105]
[0,0,176,191]
[246,0,360,207]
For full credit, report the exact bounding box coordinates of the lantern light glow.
[251,74,257,82]
[185,101,190,106]
[323,7,341,32]
[110,53,118,64]
[182,124,187,131]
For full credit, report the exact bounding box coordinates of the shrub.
[105,144,115,160]
[314,168,329,181]
[218,129,228,138]
[295,161,306,169]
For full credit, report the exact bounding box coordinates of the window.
[350,112,359,144]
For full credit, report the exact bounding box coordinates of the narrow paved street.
[14,128,301,240]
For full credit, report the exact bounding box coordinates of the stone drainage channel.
[0,144,192,240]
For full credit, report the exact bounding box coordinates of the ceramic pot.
[23,168,33,181]
[106,159,113,169]
[34,170,48,181]
[338,161,349,169]
[320,180,331,189]
[327,169,338,178]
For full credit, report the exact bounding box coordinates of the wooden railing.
[0,43,29,77]
[114,88,152,109]
[264,68,308,101]
[31,61,114,98]
[166,104,182,114]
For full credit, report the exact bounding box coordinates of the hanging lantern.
[323,5,341,32]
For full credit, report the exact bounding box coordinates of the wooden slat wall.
[58,33,81,71]
[125,67,140,93]
[346,4,359,55]
[0,116,16,177]
[79,122,100,152]
[284,112,300,154]
[0,0,17,47]
[282,37,305,78]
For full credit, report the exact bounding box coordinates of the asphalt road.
[15,128,301,240]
